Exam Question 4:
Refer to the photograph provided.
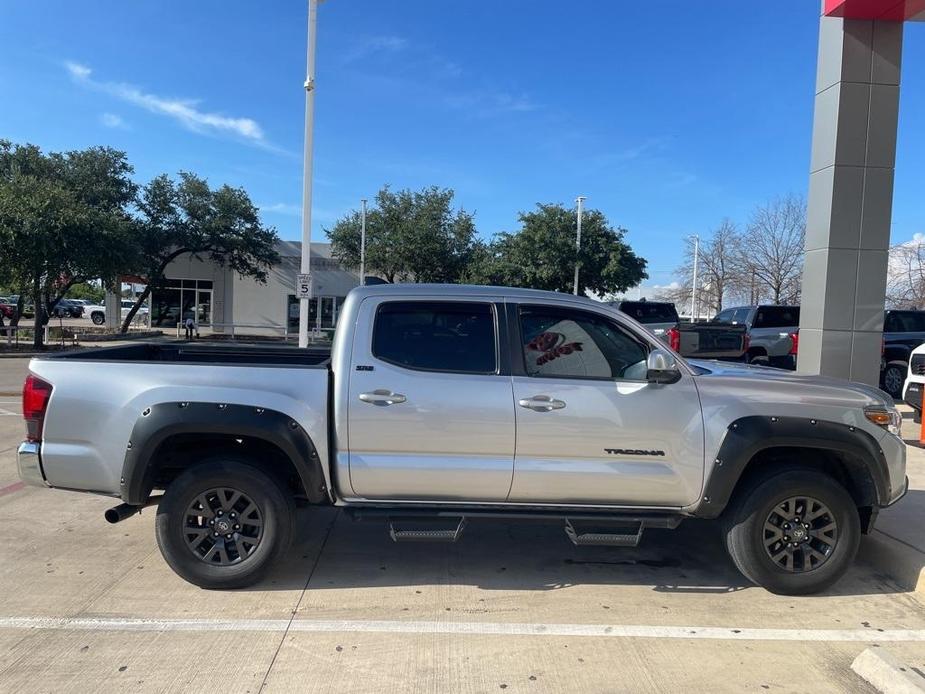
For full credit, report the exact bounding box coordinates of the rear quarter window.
[754,307,800,328]
[617,302,679,324]
[372,301,498,374]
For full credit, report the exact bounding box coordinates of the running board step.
[565,519,643,547]
[389,516,467,543]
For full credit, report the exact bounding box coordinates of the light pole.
[689,234,700,321]
[298,0,319,348]
[573,196,586,296]
[359,198,367,286]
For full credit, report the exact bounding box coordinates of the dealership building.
[139,241,359,337]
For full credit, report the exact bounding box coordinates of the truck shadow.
[251,506,913,598]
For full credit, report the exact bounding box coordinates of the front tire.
[723,469,860,595]
[91,312,105,325]
[881,364,905,399]
[155,458,295,589]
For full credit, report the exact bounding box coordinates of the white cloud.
[342,35,407,63]
[444,90,537,117]
[65,61,92,79]
[65,60,267,145]
[100,112,127,129]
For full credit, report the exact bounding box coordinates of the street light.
[298,0,319,348]
[689,234,700,321]
[359,198,367,286]
[573,196,586,296]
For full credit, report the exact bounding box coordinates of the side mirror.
[646,348,682,385]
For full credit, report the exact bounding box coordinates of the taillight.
[667,327,681,352]
[789,331,799,356]
[22,374,52,442]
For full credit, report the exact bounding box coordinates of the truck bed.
[48,342,332,366]
[677,323,747,360]
[29,342,333,497]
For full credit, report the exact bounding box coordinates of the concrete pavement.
[1,358,924,692]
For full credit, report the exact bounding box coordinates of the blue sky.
[1,1,923,288]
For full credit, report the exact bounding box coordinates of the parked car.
[880,309,925,398]
[611,300,748,361]
[713,305,800,369]
[17,284,907,595]
[86,299,148,325]
[0,299,15,321]
[51,299,85,318]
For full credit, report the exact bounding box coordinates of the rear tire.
[723,469,859,595]
[91,312,105,325]
[155,458,295,589]
[748,352,770,366]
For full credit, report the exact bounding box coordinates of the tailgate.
[677,324,747,359]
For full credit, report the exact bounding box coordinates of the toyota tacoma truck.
[18,284,907,595]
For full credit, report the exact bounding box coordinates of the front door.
[509,303,704,507]
[347,297,515,501]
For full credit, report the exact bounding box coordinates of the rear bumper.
[17,442,49,488]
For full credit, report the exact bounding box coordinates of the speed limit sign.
[296,273,313,298]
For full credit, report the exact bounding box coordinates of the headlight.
[864,406,903,438]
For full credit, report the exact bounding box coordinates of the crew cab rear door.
[508,302,705,507]
[345,296,515,501]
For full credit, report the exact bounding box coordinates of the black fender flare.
[695,416,891,519]
[120,402,328,505]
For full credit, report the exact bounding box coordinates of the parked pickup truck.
[713,305,800,369]
[610,300,748,361]
[18,284,907,595]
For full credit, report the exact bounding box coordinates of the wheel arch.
[120,402,332,506]
[695,416,891,531]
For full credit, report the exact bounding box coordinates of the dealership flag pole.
[360,198,367,286]
[573,196,586,295]
[298,0,319,348]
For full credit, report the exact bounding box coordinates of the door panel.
[509,304,704,506]
[347,297,515,501]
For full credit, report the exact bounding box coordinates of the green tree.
[467,203,647,296]
[0,141,136,347]
[122,172,280,332]
[66,281,105,304]
[326,186,478,283]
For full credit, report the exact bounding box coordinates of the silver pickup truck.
[18,284,907,595]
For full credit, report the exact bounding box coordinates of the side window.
[519,307,648,380]
[372,301,497,374]
[714,309,734,323]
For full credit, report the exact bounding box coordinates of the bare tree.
[737,195,806,304]
[668,220,744,317]
[887,236,925,308]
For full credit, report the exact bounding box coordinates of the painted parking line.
[0,408,19,416]
[0,482,25,497]
[2,616,925,642]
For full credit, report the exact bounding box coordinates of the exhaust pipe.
[104,497,161,524]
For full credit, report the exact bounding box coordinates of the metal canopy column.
[797,5,903,384]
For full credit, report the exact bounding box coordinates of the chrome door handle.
[518,395,566,412]
[359,389,407,406]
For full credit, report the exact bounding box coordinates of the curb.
[860,530,925,594]
[852,648,925,693]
